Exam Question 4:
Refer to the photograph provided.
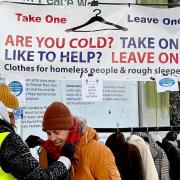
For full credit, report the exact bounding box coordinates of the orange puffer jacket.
[72,128,121,180]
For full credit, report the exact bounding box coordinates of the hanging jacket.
[134,132,170,180]
[72,127,121,180]
[127,135,159,180]
[157,140,180,180]
[0,132,16,180]
[0,119,68,180]
[105,133,144,180]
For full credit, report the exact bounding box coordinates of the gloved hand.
[61,144,75,162]
[25,135,43,148]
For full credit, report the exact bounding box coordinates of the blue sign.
[159,78,175,87]
[9,81,23,96]
[13,108,23,120]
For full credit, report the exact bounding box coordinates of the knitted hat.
[42,102,74,131]
[0,84,19,110]
[0,101,10,123]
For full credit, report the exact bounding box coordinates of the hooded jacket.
[0,119,68,180]
[72,127,121,180]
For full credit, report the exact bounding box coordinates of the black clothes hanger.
[65,9,128,32]
[116,122,120,137]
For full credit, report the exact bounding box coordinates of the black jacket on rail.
[105,132,144,180]
[157,140,180,180]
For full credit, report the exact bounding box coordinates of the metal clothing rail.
[94,126,180,133]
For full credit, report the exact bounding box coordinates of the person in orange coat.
[27,101,121,180]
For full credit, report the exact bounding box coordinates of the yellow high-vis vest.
[0,132,16,180]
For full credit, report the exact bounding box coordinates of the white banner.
[0,3,180,81]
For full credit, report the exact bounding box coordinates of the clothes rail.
[94,126,180,133]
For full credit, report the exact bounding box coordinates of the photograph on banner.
[1,3,180,81]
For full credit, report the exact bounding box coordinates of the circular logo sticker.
[159,78,175,87]
[9,81,23,96]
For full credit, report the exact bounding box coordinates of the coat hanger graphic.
[65,9,128,32]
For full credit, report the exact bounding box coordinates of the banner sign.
[0,3,180,81]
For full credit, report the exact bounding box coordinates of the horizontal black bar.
[2,1,180,7]
[94,126,180,133]
[90,1,180,6]
[96,3,180,6]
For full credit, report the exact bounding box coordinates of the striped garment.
[134,132,170,180]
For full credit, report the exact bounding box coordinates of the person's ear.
[8,112,15,125]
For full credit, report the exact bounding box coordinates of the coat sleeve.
[90,141,121,180]
[160,150,171,180]
[128,144,144,180]
[0,132,68,180]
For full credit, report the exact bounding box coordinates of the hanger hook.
[93,9,101,16]
[116,121,119,133]
[147,127,149,134]
[145,122,149,134]
[131,127,133,135]
[156,126,159,135]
